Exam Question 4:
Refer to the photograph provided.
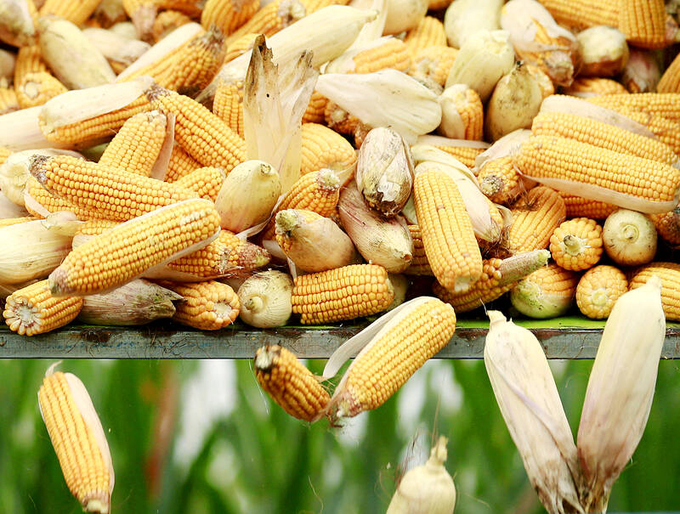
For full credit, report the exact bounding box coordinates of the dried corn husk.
[576,26,628,77]
[0,106,71,151]
[444,0,503,49]
[0,0,36,47]
[83,28,151,74]
[383,0,428,35]
[0,191,29,218]
[621,49,661,93]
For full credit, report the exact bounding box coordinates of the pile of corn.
[1,0,680,510]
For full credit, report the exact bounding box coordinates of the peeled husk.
[83,27,151,74]
[237,270,293,328]
[383,0,428,35]
[0,0,36,47]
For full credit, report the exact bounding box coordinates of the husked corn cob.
[531,111,678,166]
[576,264,628,319]
[562,77,628,97]
[404,224,433,276]
[31,155,198,222]
[4,280,82,335]
[202,0,260,36]
[254,345,330,422]
[166,280,240,329]
[408,45,458,88]
[212,78,244,137]
[438,84,484,140]
[152,10,193,41]
[291,264,394,324]
[37,367,114,513]
[549,217,603,271]
[330,38,411,75]
[0,85,19,115]
[619,0,671,49]
[225,0,306,46]
[478,156,527,206]
[505,186,566,254]
[535,0,618,31]
[514,135,680,214]
[404,16,447,56]
[629,262,680,321]
[649,205,680,248]
[40,0,101,25]
[560,193,617,220]
[300,123,357,176]
[48,199,221,296]
[658,53,680,94]
[301,90,328,124]
[24,176,101,220]
[14,45,47,88]
[15,71,68,110]
[98,111,169,177]
[327,297,457,420]
[165,144,201,182]
[173,166,225,202]
[414,165,483,292]
[511,263,579,318]
[149,87,246,172]
[588,93,680,121]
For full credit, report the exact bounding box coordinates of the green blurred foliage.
[0,358,679,513]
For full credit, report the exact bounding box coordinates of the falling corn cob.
[173,166,225,202]
[649,205,680,248]
[629,262,680,322]
[213,77,244,137]
[549,218,603,272]
[576,265,628,320]
[201,0,260,36]
[326,297,456,420]
[433,249,551,312]
[300,123,357,176]
[166,280,240,330]
[510,263,579,318]
[4,280,82,335]
[254,345,330,422]
[291,264,394,324]
[37,366,114,513]
[165,144,201,182]
[48,198,221,296]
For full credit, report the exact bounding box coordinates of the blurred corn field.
[1,358,679,513]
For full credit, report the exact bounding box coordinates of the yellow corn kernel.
[408,45,458,89]
[629,262,680,321]
[619,0,669,49]
[49,199,221,296]
[535,0,618,32]
[152,10,193,41]
[202,0,260,36]
[98,111,169,177]
[165,143,201,183]
[254,344,330,422]
[563,77,629,97]
[649,205,680,248]
[550,217,603,271]
[531,111,677,166]
[40,0,101,25]
[4,280,83,335]
[300,123,357,176]
[302,90,328,124]
[149,87,246,172]
[225,0,306,46]
[31,155,199,222]
[224,32,258,63]
[576,264,628,319]
[403,16,447,56]
[37,368,113,513]
[166,280,240,329]
[560,193,617,220]
[414,166,483,292]
[14,45,48,88]
[291,264,394,324]
[0,85,19,115]
[524,64,554,99]
[212,78,244,138]
[505,186,566,254]
[173,166,225,202]
[404,224,433,276]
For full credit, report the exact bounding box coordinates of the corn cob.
[514,135,680,215]
[212,78,244,137]
[649,205,680,248]
[408,45,458,88]
[15,71,67,110]
[148,87,246,172]
[438,84,484,140]
[166,280,240,329]
[549,217,603,272]
[434,249,551,312]
[534,0,618,31]
[326,297,456,420]
[37,367,114,513]
[560,193,617,220]
[326,38,412,75]
[404,224,432,276]
[48,199,221,296]
[657,52,680,94]
[224,0,306,46]
[255,345,330,422]
[510,263,579,318]
[202,0,259,36]
[629,262,680,321]
[478,156,526,206]
[576,264,628,320]
[4,280,82,335]
[413,164,482,292]
[165,143,201,182]
[173,166,225,202]
[563,77,629,98]
[300,123,357,176]
[152,10,193,41]
[403,16,447,56]
[504,186,565,255]
[588,93,680,121]
[0,0,36,47]
[31,155,198,222]
[0,85,19,115]
[14,45,47,91]
[301,90,328,125]
[291,264,393,324]
[619,0,671,49]
[98,111,169,177]
[39,0,100,25]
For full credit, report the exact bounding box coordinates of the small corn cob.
[434,249,551,312]
[148,87,246,172]
[563,77,629,97]
[301,90,328,124]
[212,77,244,138]
[408,45,458,88]
[165,143,201,183]
[37,367,114,513]
[531,111,677,166]
[404,224,433,276]
[173,166,225,202]
[560,193,617,220]
[15,71,67,110]
[657,52,680,94]
[629,262,680,322]
[588,93,680,122]
[4,280,82,335]
[224,0,306,46]
[326,297,457,420]
[549,217,603,272]
[414,135,487,169]
[649,205,680,248]
[48,199,221,296]
[98,111,169,177]
[300,123,357,176]
[291,264,394,324]
[576,264,628,319]
[413,165,483,292]
[123,27,225,97]
[504,186,566,255]
[534,0,618,31]
[223,32,258,63]
[254,345,330,422]
[514,135,680,214]
[478,156,528,206]
[510,263,579,318]
[152,10,193,42]
[618,0,671,49]
[0,85,19,115]
[39,0,101,25]
[201,0,260,36]
[14,45,47,91]
[524,64,554,99]
[438,84,484,140]
[31,155,198,222]
[166,280,240,329]
[403,16,447,56]
[327,37,412,75]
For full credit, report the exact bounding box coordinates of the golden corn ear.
[225,0,306,46]
[657,52,680,93]
[629,262,680,322]
[505,186,566,255]
[300,123,357,176]
[576,264,628,319]
[560,193,617,220]
[618,0,669,49]
[165,144,201,182]
[202,0,260,36]
[173,166,225,202]
[254,345,330,422]
[167,280,240,329]
[403,16,447,56]
[510,263,579,318]
[343,38,412,74]
[291,264,394,324]
[212,78,244,137]
[15,71,67,109]
[4,280,83,336]
[588,93,680,121]
[301,90,327,124]
[327,297,456,420]
[549,217,603,271]
[535,0,618,31]
[24,176,101,220]
[38,367,114,513]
